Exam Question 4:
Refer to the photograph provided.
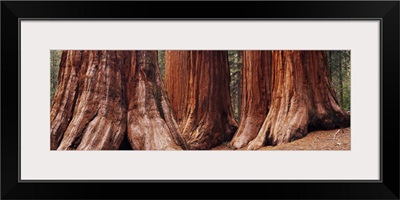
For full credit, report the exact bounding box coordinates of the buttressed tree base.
[51,50,350,150]
[51,50,186,150]
[165,50,238,150]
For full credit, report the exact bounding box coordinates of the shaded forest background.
[50,50,351,122]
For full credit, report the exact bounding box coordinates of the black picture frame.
[2,1,399,199]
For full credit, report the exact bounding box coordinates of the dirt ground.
[212,127,351,150]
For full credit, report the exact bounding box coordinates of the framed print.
[2,1,399,200]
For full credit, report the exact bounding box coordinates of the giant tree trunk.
[165,51,238,150]
[51,50,185,150]
[248,51,350,149]
[164,50,189,127]
[125,51,186,150]
[229,51,272,149]
[53,51,128,150]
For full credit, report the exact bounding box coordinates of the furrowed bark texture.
[51,50,185,150]
[229,51,272,149]
[55,51,127,150]
[172,51,238,150]
[50,51,82,150]
[126,51,186,150]
[304,51,350,131]
[248,51,350,149]
[165,50,189,127]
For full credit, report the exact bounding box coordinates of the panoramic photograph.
[50,50,350,150]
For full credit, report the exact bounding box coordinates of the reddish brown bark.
[166,51,238,150]
[50,51,82,150]
[51,50,185,150]
[54,51,128,150]
[125,51,186,150]
[229,51,272,149]
[247,51,350,149]
[165,50,189,127]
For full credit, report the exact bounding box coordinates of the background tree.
[158,50,166,80]
[165,50,238,150]
[248,51,350,149]
[327,51,351,111]
[50,50,62,103]
[228,51,243,122]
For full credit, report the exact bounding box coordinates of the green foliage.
[50,50,62,104]
[327,50,351,111]
[228,51,242,122]
[158,50,165,81]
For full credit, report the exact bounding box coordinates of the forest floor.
[213,127,351,150]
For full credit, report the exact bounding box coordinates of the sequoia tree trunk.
[165,50,189,127]
[165,51,238,150]
[125,51,186,150]
[53,51,128,150]
[229,51,272,149]
[51,50,185,150]
[247,51,350,149]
